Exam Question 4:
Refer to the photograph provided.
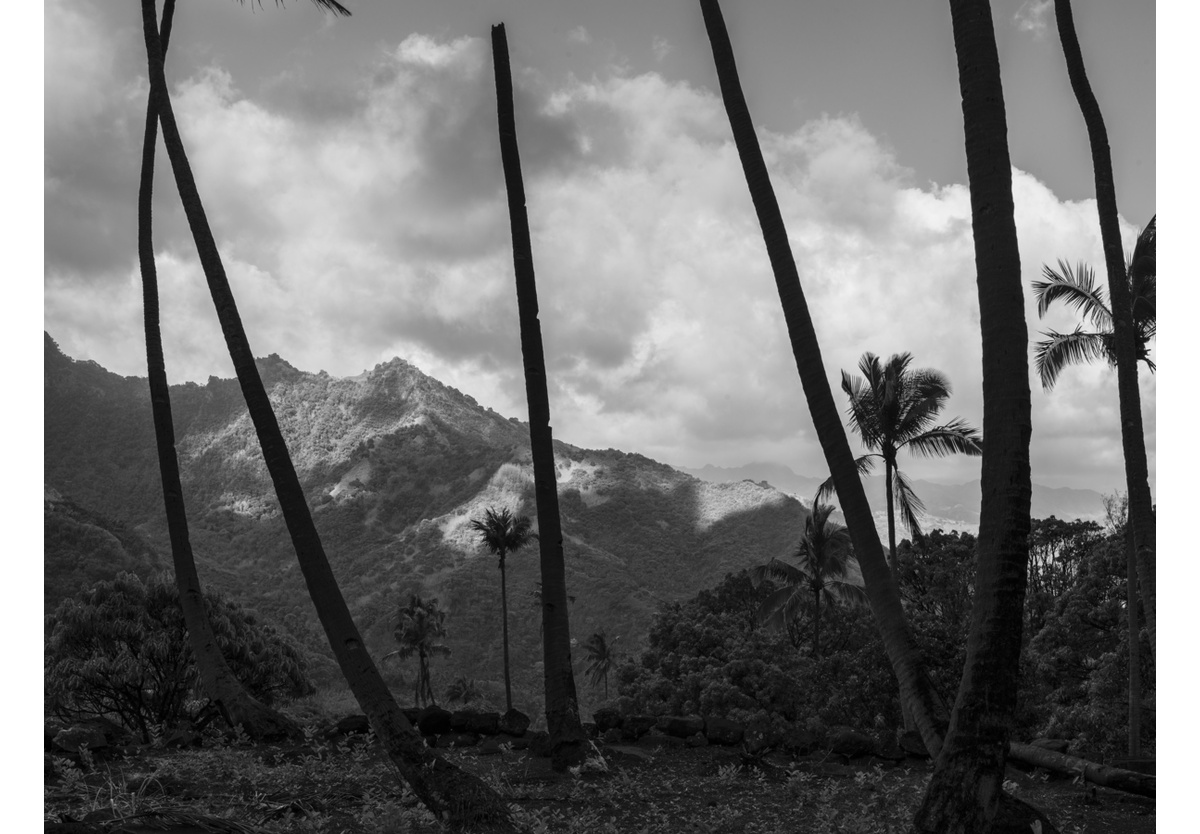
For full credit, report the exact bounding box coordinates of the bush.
[45,573,314,740]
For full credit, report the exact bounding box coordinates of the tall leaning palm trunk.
[697,0,947,757]
[137,0,295,741]
[139,4,515,829]
[913,1,1033,830]
[1054,0,1155,661]
[491,22,588,772]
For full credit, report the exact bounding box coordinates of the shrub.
[45,572,314,740]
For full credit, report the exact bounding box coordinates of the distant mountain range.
[682,463,1108,538]
[43,334,805,717]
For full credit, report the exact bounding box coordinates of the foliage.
[836,351,982,555]
[750,498,867,653]
[1032,215,1156,390]
[470,507,535,569]
[384,595,450,707]
[445,676,481,705]
[581,631,621,699]
[45,573,313,741]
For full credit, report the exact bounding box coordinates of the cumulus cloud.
[1014,0,1054,37]
[651,36,672,63]
[44,33,1152,495]
[567,25,590,45]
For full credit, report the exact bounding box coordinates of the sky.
[43,0,1157,495]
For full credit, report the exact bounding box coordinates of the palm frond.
[821,579,869,608]
[750,557,809,587]
[1034,327,1112,391]
[891,468,927,541]
[755,584,808,631]
[1034,261,1112,330]
[250,0,352,16]
[904,418,983,458]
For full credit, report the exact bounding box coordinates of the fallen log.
[1009,741,1155,798]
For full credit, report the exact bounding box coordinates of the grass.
[45,705,1155,833]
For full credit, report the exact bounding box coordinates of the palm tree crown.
[470,508,534,569]
[1033,215,1156,390]
[751,500,868,654]
[837,352,982,565]
[581,631,620,700]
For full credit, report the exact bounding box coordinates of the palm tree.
[912,1,1034,830]
[138,3,516,827]
[385,596,451,708]
[491,22,587,772]
[698,0,948,757]
[135,0,351,743]
[445,677,481,707]
[1033,216,1156,390]
[1052,0,1155,662]
[838,352,982,570]
[470,508,534,712]
[751,500,868,656]
[581,631,620,700]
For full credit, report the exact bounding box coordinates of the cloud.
[567,26,590,45]
[652,36,672,63]
[1014,0,1054,37]
[45,33,1152,495]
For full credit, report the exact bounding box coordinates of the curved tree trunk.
[500,555,513,712]
[884,457,898,570]
[1053,0,1155,661]
[138,0,296,742]
[491,22,588,772]
[697,0,947,757]
[912,1,1033,830]
[139,4,516,828]
[1125,522,1141,755]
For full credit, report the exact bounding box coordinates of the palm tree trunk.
[913,1,1033,830]
[500,556,513,712]
[139,4,516,828]
[1126,522,1141,755]
[1053,0,1155,662]
[697,0,947,756]
[884,458,898,570]
[813,588,821,657]
[138,0,296,743]
[491,22,587,772]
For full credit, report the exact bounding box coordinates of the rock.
[401,707,422,727]
[686,732,709,748]
[335,714,372,736]
[499,708,530,737]
[704,717,745,746]
[477,737,505,755]
[623,715,657,740]
[162,729,200,749]
[992,792,1061,834]
[643,728,685,748]
[53,726,109,754]
[657,715,705,739]
[416,705,452,736]
[875,734,907,762]
[495,734,530,751]
[1030,738,1070,755]
[593,707,623,732]
[435,731,479,749]
[780,727,819,754]
[899,730,930,759]
[464,711,500,736]
[828,727,877,758]
[601,728,623,744]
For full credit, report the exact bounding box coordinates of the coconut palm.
[1049,0,1156,666]
[837,352,982,570]
[912,1,1034,829]
[469,507,534,712]
[697,0,947,756]
[139,3,516,826]
[134,0,349,743]
[491,23,587,771]
[385,596,451,708]
[581,631,620,700]
[751,500,868,656]
[1033,216,1156,390]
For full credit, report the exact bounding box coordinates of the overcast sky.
[43,0,1156,494]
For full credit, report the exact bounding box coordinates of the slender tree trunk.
[885,457,898,570]
[813,588,821,656]
[500,555,513,712]
[139,5,515,828]
[912,1,1033,830]
[1054,0,1155,661]
[137,0,296,742]
[1126,523,1141,755]
[697,0,947,756]
[491,22,587,772]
